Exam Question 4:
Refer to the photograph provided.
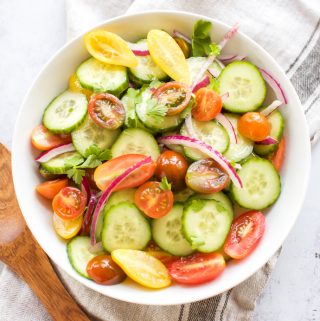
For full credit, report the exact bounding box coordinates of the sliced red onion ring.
[173,29,192,44]
[159,135,242,188]
[192,75,210,93]
[185,115,198,139]
[81,193,97,235]
[90,156,153,245]
[208,67,220,78]
[80,176,91,204]
[255,136,278,145]
[35,143,75,163]
[215,59,225,70]
[220,92,230,103]
[219,23,240,49]
[89,241,104,254]
[259,68,288,104]
[215,112,238,144]
[219,54,246,62]
[127,42,149,56]
[260,100,283,117]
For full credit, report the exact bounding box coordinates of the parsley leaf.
[145,98,167,122]
[209,43,221,56]
[76,154,101,169]
[159,177,171,191]
[64,153,84,167]
[66,168,86,185]
[192,20,213,56]
[83,144,112,161]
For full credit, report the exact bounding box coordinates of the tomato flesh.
[53,212,83,239]
[88,93,125,129]
[185,159,229,193]
[192,88,222,122]
[134,181,174,218]
[94,154,156,191]
[155,150,188,191]
[52,187,86,220]
[238,112,270,141]
[31,124,71,151]
[271,137,285,171]
[86,255,126,285]
[36,178,69,200]
[168,252,226,285]
[224,210,266,259]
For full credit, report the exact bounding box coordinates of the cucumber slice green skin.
[111,128,160,161]
[67,236,104,278]
[76,57,129,96]
[182,199,233,253]
[95,188,137,242]
[43,90,88,134]
[41,151,83,174]
[230,157,281,210]
[71,116,120,157]
[152,204,194,256]
[101,202,151,253]
[254,110,284,156]
[218,61,267,113]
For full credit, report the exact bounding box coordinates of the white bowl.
[12,11,311,305]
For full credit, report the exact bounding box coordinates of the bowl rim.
[12,10,311,305]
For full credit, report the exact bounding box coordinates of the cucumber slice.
[230,157,281,210]
[101,202,151,252]
[95,188,136,242]
[182,199,232,253]
[129,40,168,85]
[76,57,128,95]
[67,236,104,278]
[223,113,254,162]
[43,90,87,134]
[152,204,194,256]
[71,116,120,157]
[187,57,222,84]
[254,110,284,156]
[180,118,229,160]
[111,128,160,161]
[136,87,183,133]
[41,151,83,174]
[218,61,266,113]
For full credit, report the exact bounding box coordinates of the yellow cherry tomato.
[52,212,83,239]
[111,249,171,289]
[84,30,138,68]
[147,30,190,84]
[69,73,93,99]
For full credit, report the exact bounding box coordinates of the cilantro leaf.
[76,154,101,169]
[209,43,221,56]
[145,98,167,122]
[159,177,171,191]
[66,168,86,185]
[98,149,112,161]
[192,20,213,57]
[84,144,101,157]
[64,153,84,167]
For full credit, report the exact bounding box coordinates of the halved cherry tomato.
[84,30,138,68]
[173,37,190,58]
[94,154,156,191]
[134,181,174,218]
[88,93,125,129]
[271,137,285,171]
[153,82,191,116]
[86,254,126,285]
[224,210,266,260]
[36,178,69,200]
[145,241,178,267]
[52,212,83,239]
[192,88,222,122]
[155,150,188,191]
[52,187,86,220]
[168,252,226,285]
[31,124,71,151]
[69,73,92,99]
[238,112,270,141]
[185,159,230,193]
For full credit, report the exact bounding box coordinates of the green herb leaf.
[209,43,221,56]
[98,149,112,161]
[76,154,102,169]
[207,77,220,93]
[84,144,102,157]
[159,177,172,191]
[145,98,167,122]
[192,20,213,57]
[64,153,84,167]
[66,168,86,185]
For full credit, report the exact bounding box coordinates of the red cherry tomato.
[88,93,125,129]
[86,255,126,285]
[192,88,222,121]
[31,124,71,151]
[168,252,226,285]
[153,82,191,116]
[134,181,174,218]
[155,150,188,191]
[224,210,266,260]
[36,178,69,200]
[52,187,86,220]
[94,154,156,191]
[271,137,285,171]
[238,112,270,141]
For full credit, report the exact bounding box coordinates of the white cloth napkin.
[1,0,320,320]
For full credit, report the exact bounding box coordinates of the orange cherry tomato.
[192,88,222,122]
[134,181,174,218]
[271,137,285,171]
[94,154,156,191]
[155,150,188,191]
[36,178,69,200]
[238,112,271,141]
[31,124,71,151]
[52,187,86,220]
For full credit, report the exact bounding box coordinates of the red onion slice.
[255,136,278,145]
[192,75,210,93]
[90,156,153,245]
[159,135,242,188]
[219,54,246,63]
[35,143,75,163]
[127,42,149,56]
[185,115,198,139]
[81,193,97,235]
[80,176,91,204]
[260,100,283,117]
[215,113,238,144]
[173,29,192,44]
[219,23,240,49]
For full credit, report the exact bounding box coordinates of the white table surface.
[1,1,319,320]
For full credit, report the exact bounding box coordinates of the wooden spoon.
[0,144,90,321]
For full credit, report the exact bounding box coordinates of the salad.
[32,20,286,289]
